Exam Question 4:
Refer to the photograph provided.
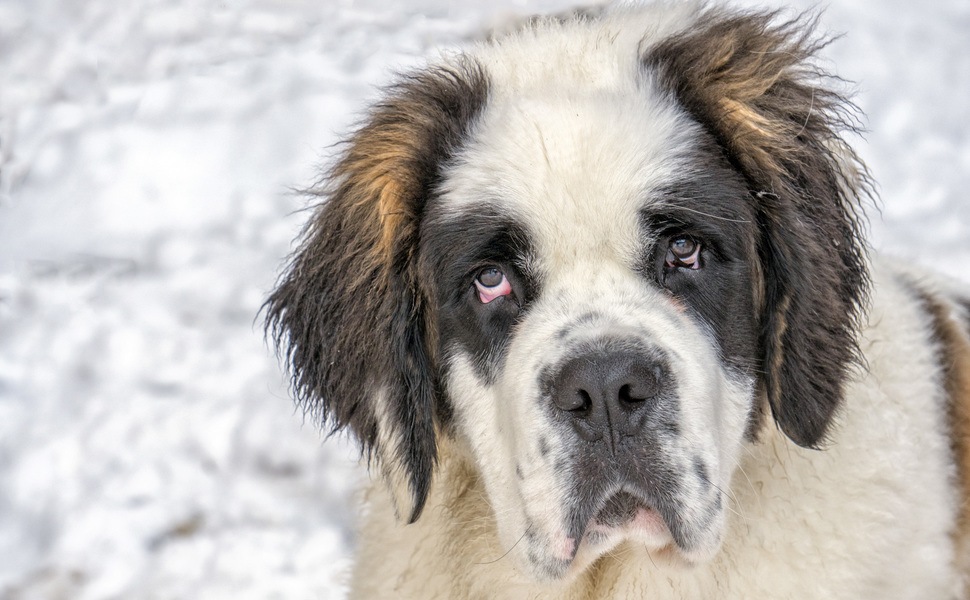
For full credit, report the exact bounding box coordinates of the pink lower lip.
[551,535,577,561]
[587,505,671,540]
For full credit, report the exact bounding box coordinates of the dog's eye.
[665,236,701,270]
[474,267,512,304]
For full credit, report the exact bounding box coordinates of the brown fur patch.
[330,64,491,273]
[644,11,861,188]
[265,61,489,522]
[766,293,790,403]
[917,288,970,584]
[644,9,872,448]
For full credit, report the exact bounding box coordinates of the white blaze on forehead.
[439,10,705,274]
[467,97,696,266]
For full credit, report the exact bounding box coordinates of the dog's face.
[424,85,761,575]
[267,4,869,582]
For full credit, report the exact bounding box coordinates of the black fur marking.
[420,206,538,383]
[264,61,490,522]
[693,457,710,490]
[641,139,760,377]
[644,9,871,448]
[556,312,603,341]
[573,311,602,328]
[594,491,641,528]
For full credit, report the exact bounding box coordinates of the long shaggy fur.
[644,10,872,447]
[265,62,489,521]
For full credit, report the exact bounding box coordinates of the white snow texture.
[0,0,967,598]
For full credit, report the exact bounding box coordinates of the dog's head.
[266,4,869,581]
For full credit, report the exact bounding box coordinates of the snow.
[0,0,967,598]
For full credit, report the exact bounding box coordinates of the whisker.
[474,531,527,566]
[660,201,753,224]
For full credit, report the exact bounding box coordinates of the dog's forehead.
[438,86,702,271]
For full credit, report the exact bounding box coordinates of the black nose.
[548,349,667,445]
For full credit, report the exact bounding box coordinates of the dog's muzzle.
[534,337,721,569]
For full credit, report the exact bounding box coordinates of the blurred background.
[0,0,967,598]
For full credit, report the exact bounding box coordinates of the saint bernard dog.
[265,2,970,597]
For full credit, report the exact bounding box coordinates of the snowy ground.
[0,0,967,598]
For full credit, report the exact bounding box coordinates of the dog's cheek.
[444,354,532,536]
[445,348,580,571]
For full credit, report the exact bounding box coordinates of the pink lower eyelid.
[476,277,512,303]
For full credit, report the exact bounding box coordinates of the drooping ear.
[644,10,870,447]
[264,61,489,521]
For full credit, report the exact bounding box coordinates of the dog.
[265,2,970,597]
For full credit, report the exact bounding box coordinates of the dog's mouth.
[520,449,727,581]
[526,490,674,580]
[527,486,716,580]
[593,490,654,526]
[585,490,674,545]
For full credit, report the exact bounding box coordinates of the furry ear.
[264,62,489,521]
[644,10,870,447]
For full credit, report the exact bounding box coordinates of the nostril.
[617,383,643,405]
[618,368,660,406]
[552,386,593,416]
[556,388,592,413]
